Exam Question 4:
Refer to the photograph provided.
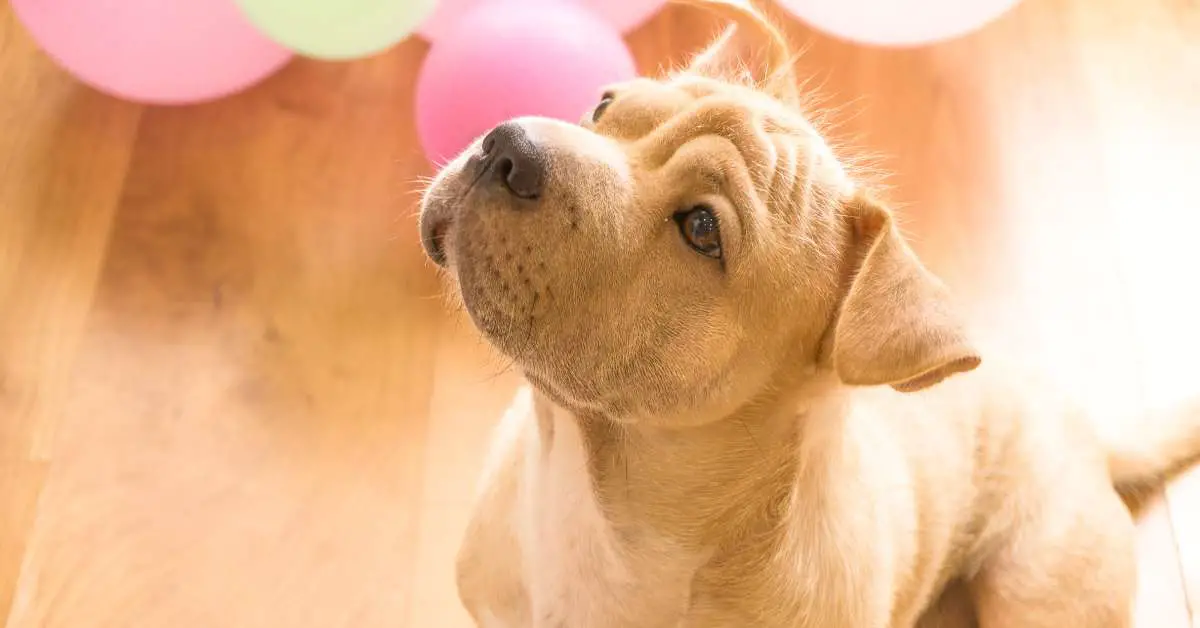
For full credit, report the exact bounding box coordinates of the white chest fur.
[461,386,902,628]
[499,390,707,627]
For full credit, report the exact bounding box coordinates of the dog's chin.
[421,183,531,352]
[457,275,536,358]
[446,221,547,365]
[454,263,619,418]
[521,369,613,415]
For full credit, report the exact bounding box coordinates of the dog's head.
[420,0,980,425]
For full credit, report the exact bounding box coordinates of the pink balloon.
[11,0,292,104]
[415,1,638,163]
[418,0,666,42]
[777,0,1022,47]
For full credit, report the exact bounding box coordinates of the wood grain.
[1,0,1197,625]
[0,6,143,621]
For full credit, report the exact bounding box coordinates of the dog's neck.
[528,372,851,554]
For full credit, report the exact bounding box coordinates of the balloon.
[415,1,638,163]
[417,0,666,42]
[236,0,438,60]
[11,0,292,105]
[777,0,1022,47]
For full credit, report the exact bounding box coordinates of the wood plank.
[4,39,445,627]
[1167,467,1200,624]
[1062,2,1200,624]
[405,311,520,628]
[1135,491,1192,627]
[0,5,141,622]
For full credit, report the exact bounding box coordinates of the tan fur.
[419,1,1200,626]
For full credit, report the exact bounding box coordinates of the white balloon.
[418,0,666,42]
[776,0,1023,47]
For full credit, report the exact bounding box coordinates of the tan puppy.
[418,2,1200,626]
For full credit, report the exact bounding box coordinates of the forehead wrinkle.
[646,136,766,256]
[761,123,848,203]
[761,135,849,279]
[629,94,811,257]
[629,75,851,254]
[668,73,724,98]
[718,153,772,255]
[764,133,799,218]
[637,97,779,195]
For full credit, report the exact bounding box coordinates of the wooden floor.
[2,0,1198,625]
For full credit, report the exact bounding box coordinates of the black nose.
[478,122,546,200]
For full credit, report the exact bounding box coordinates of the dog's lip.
[417,189,457,269]
[421,147,492,267]
[419,195,455,267]
[429,219,451,266]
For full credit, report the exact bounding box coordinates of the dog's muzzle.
[420,121,549,266]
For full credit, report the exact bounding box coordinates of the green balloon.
[237,0,438,60]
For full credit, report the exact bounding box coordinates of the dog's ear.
[829,194,981,392]
[682,1,799,105]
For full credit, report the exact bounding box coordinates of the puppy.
[418,1,1200,626]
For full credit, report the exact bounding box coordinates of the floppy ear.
[681,0,799,105]
[830,194,981,392]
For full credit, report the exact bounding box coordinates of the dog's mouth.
[420,144,503,268]
[421,214,452,267]
[420,172,473,268]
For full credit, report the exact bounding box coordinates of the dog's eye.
[674,205,722,259]
[592,92,615,123]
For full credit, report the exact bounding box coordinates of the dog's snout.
[479,122,546,200]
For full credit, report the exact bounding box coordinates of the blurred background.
[1,0,1198,626]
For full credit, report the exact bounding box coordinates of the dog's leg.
[967,488,1137,628]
